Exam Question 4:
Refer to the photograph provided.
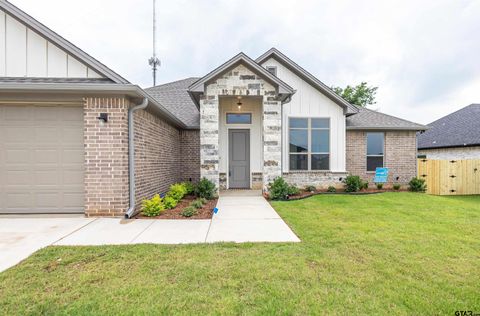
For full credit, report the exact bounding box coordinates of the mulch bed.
[271,188,409,201]
[135,195,217,220]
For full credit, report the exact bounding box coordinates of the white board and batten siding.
[0,10,103,78]
[261,58,347,173]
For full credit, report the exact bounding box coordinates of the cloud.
[10,0,480,124]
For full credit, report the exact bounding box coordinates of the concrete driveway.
[0,191,299,272]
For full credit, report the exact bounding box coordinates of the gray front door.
[229,129,250,189]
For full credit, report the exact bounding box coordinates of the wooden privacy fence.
[417,159,480,195]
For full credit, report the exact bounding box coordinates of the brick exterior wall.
[84,97,130,217]
[133,109,181,209]
[180,129,200,183]
[346,130,417,186]
[418,146,480,160]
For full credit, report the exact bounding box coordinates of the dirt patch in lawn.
[135,195,217,220]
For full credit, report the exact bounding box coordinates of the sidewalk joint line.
[51,218,99,245]
[129,220,156,244]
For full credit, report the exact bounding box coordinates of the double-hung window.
[289,118,330,171]
[366,132,384,171]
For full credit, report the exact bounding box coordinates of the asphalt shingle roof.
[346,107,427,131]
[417,104,480,149]
[145,78,200,128]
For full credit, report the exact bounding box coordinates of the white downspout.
[125,98,148,219]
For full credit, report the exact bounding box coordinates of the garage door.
[0,105,84,214]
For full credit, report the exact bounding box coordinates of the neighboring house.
[0,1,426,217]
[418,104,480,159]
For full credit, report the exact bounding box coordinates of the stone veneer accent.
[418,146,480,160]
[251,172,263,190]
[180,130,200,183]
[346,130,417,186]
[84,97,130,216]
[199,64,282,191]
[283,172,347,189]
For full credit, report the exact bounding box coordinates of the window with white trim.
[289,118,330,171]
[366,132,384,171]
[266,66,277,76]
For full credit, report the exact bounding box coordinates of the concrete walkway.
[0,191,299,272]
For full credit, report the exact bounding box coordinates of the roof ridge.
[146,77,200,90]
[427,103,480,126]
[360,106,427,128]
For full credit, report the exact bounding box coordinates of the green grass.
[1,193,479,315]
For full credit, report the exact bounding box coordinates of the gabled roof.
[346,106,428,131]
[256,48,359,116]
[146,77,200,128]
[0,0,128,84]
[418,104,480,149]
[188,52,295,105]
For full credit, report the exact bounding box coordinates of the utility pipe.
[125,98,149,219]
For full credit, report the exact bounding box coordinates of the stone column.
[200,95,220,190]
[262,99,282,191]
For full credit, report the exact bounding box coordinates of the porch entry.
[228,129,250,189]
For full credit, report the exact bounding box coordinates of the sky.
[10,0,480,124]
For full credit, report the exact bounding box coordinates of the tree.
[332,82,378,107]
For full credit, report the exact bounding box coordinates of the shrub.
[195,178,216,200]
[191,199,204,209]
[141,194,165,217]
[327,186,336,193]
[198,197,208,205]
[376,183,384,190]
[305,185,316,192]
[167,183,187,202]
[409,177,426,192]
[268,177,299,200]
[183,182,195,195]
[344,175,362,192]
[393,184,401,190]
[163,196,177,209]
[362,181,369,190]
[181,206,198,217]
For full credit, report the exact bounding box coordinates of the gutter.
[125,98,149,219]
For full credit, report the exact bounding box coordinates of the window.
[366,132,384,171]
[226,113,251,124]
[266,66,277,76]
[289,118,330,171]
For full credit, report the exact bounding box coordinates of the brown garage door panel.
[0,105,84,214]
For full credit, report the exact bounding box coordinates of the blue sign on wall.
[374,167,389,183]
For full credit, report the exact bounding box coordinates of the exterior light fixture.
[236,96,242,110]
[97,113,108,123]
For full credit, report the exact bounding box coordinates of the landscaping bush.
[268,177,299,200]
[198,197,208,205]
[409,177,426,192]
[191,199,204,209]
[163,196,178,209]
[195,178,216,200]
[181,206,198,217]
[167,183,188,202]
[305,185,316,192]
[362,181,369,190]
[327,186,336,193]
[183,181,195,195]
[376,183,384,190]
[141,194,165,217]
[344,175,362,192]
[393,184,401,190]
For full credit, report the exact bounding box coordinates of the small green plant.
[191,199,204,209]
[167,183,188,202]
[268,177,299,200]
[376,183,384,190]
[305,185,316,192]
[141,194,165,217]
[183,182,195,195]
[195,178,216,200]
[409,177,426,192]
[327,186,336,193]
[362,181,369,190]
[198,197,208,205]
[163,195,177,209]
[344,175,362,192]
[393,184,401,190]
[181,206,198,217]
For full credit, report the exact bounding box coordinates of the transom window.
[226,113,252,124]
[289,118,330,171]
[366,132,384,171]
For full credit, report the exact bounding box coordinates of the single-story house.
[0,0,427,217]
[418,104,480,159]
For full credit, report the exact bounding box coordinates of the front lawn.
[1,193,479,315]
